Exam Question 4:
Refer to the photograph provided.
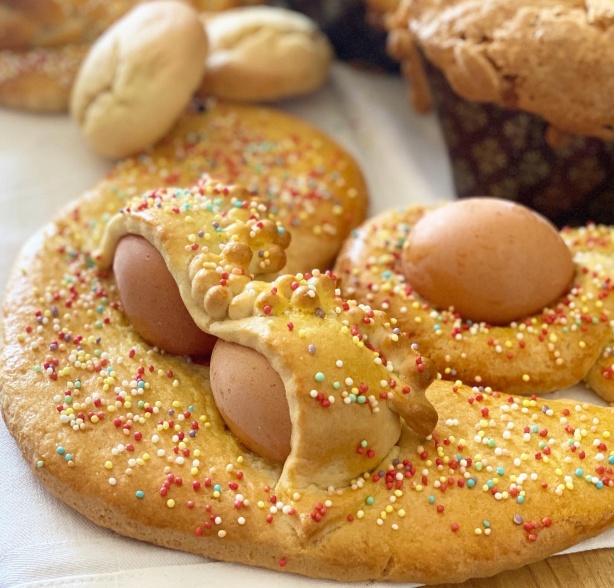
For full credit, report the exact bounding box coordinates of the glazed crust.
[334,205,614,399]
[3,171,614,584]
[388,0,614,140]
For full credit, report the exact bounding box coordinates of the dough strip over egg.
[97,177,438,518]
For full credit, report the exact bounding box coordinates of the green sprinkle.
[136,490,145,499]
[357,395,366,404]
[428,495,435,504]
[365,496,375,506]
[57,447,65,455]
[36,461,44,468]
[315,372,325,382]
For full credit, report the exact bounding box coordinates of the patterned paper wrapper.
[428,68,614,227]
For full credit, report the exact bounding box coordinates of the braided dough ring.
[79,101,369,275]
[4,174,614,584]
[334,205,614,398]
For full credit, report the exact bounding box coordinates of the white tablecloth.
[0,63,612,588]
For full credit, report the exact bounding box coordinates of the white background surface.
[0,63,612,588]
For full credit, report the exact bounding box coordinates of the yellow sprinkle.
[167,499,176,508]
[398,509,406,518]
[357,510,365,519]
[104,461,113,470]
[522,374,530,382]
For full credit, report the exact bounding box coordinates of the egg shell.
[209,339,291,463]
[401,197,575,324]
[113,235,217,356]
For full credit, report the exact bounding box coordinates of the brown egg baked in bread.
[3,169,614,584]
[334,200,614,401]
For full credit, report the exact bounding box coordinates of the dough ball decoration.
[401,198,575,325]
[334,198,614,398]
[99,176,291,341]
[4,175,614,583]
[69,0,209,159]
[79,101,368,275]
[199,5,334,102]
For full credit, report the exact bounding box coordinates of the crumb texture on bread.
[390,0,614,139]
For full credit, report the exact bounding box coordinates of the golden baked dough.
[334,205,614,399]
[386,0,614,139]
[69,0,209,159]
[3,172,614,583]
[198,6,333,102]
[75,101,368,275]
